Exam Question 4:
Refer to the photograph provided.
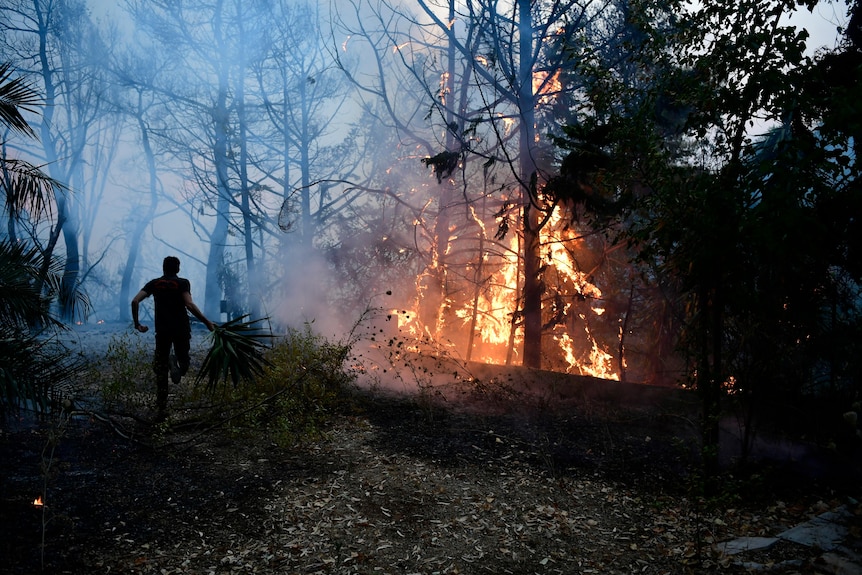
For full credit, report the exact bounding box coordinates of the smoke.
[271,247,347,338]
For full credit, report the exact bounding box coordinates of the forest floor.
[1,323,862,574]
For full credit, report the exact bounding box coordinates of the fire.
[533,69,562,105]
[500,115,516,134]
[541,208,619,379]
[439,72,450,104]
[455,234,522,360]
[456,203,619,378]
[393,188,617,379]
[33,496,43,507]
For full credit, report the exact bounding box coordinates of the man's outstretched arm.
[183,292,215,331]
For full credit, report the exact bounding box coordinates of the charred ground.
[1,358,861,575]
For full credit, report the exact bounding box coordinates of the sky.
[789,0,849,52]
[87,0,850,47]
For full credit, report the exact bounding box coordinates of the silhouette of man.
[131,256,215,417]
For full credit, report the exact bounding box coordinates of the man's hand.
[135,324,149,333]
[205,320,216,332]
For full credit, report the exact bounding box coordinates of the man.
[131,256,215,417]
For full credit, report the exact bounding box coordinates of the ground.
[1,325,861,574]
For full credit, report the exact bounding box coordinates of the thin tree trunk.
[518,0,542,368]
[466,195,488,362]
[618,281,635,382]
[119,111,159,322]
[235,35,260,319]
[205,87,232,319]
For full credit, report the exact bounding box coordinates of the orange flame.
[439,72,450,105]
[459,204,618,378]
[533,69,562,105]
[398,190,617,379]
[33,496,43,507]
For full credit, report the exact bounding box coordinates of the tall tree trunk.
[518,0,542,369]
[698,281,723,495]
[619,282,635,382]
[298,76,314,249]
[422,0,459,341]
[466,182,491,361]
[235,34,260,319]
[119,111,159,322]
[205,85,232,319]
[58,171,81,321]
[2,142,18,243]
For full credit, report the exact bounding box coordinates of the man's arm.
[183,292,216,331]
[131,290,150,333]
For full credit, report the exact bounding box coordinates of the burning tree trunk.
[420,0,460,342]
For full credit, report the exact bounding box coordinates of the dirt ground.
[1,329,861,574]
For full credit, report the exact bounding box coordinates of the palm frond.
[195,315,276,393]
[0,239,57,329]
[0,157,60,220]
[0,63,40,138]
[0,327,87,414]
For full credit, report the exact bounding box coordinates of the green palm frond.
[0,328,87,414]
[195,315,276,393]
[0,157,60,220]
[0,63,40,138]
[0,239,58,330]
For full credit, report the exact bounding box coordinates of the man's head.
[163,256,181,275]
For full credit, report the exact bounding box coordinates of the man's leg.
[173,334,192,380]
[153,333,171,416]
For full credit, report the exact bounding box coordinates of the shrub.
[210,324,355,445]
[93,332,152,411]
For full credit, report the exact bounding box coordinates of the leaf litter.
[1,359,860,574]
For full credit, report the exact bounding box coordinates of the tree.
[106,43,169,323]
[0,0,110,322]
[254,1,366,325]
[0,63,85,416]
[124,0,363,326]
[125,0,246,319]
[551,0,859,485]
[334,0,632,369]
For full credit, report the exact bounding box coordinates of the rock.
[716,536,779,555]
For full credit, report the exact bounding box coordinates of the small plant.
[94,332,151,410]
[36,406,72,571]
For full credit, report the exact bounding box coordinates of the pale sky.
[790,0,849,53]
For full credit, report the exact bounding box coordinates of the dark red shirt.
[142,275,192,336]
